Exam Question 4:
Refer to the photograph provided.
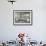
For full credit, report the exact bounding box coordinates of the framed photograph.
[13,10,32,25]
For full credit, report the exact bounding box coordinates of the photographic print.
[13,10,32,25]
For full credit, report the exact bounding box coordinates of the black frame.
[13,10,33,26]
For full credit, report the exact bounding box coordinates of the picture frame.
[13,10,33,25]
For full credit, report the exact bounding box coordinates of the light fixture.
[8,0,16,4]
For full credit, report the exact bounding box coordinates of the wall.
[0,0,46,42]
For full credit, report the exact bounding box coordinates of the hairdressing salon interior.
[0,0,46,46]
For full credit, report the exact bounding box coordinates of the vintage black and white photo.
[13,10,32,25]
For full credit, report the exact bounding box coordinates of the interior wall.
[0,0,46,41]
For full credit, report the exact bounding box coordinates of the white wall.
[0,0,46,42]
